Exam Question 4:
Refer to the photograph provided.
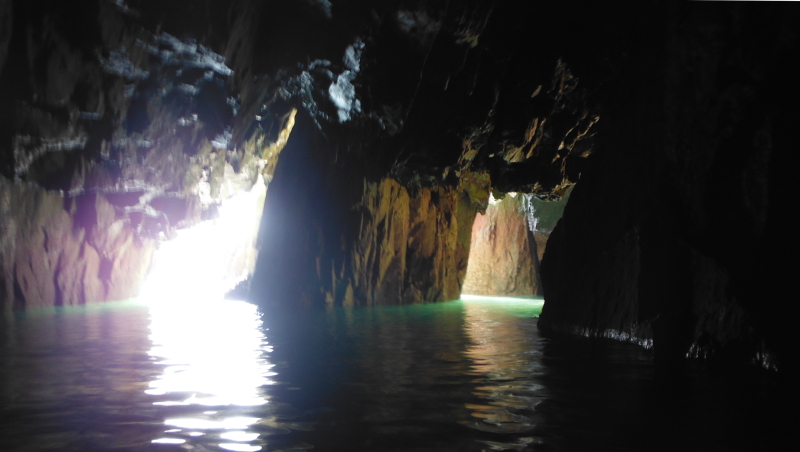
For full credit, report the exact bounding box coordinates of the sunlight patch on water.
[137,177,271,451]
[144,298,271,451]
[151,437,186,444]
[221,431,261,442]
[460,294,544,317]
[164,417,261,430]
[219,443,263,452]
[147,299,274,406]
[144,299,271,450]
[460,299,543,441]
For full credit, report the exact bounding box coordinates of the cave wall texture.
[537,3,799,373]
[1,0,797,371]
[0,0,294,313]
[247,0,592,307]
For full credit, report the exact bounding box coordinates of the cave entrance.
[139,177,267,304]
[461,188,572,298]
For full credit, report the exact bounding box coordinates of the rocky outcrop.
[0,1,294,313]
[342,178,478,305]
[539,3,798,370]
[2,0,596,312]
[462,195,541,297]
[250,112,490,307]
[526,187,572,264]
[1,178,153,313]
[245,0,600,307]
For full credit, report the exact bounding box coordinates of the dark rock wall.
[539,3,799,370]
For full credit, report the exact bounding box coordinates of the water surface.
[0,297,789,451]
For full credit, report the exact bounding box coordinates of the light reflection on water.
[459,298,544,450]
[134,179,271,450]
[146,298,273,451]
[0,294,788,451]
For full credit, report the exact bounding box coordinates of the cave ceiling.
[0,0,625,200]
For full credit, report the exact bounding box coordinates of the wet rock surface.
[538,3,799,371]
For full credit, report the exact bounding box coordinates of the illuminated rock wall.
[3,0,594,312]
[259,175,481,307]
[244,0,595,307]
[344,178,477,305]
[1,178,154,313]
[0,1,291,312]
[250,114,489,307]
[462,197,541,297]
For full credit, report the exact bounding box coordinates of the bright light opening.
[138,177,270,452]
[139,175,266,304]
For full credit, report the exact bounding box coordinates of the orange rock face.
[336,178,478,306]
[461,198,541,297]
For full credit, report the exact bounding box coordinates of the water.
[0,297,790,452]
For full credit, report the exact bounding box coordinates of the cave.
[0,1,796,451]
[460,189,570,298]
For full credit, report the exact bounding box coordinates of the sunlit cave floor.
[0,296,791,452]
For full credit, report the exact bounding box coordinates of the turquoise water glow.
[0,295,787,451]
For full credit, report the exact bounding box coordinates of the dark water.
[0,297,790,452]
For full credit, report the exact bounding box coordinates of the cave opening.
[462,188,571,302]
[138,175,266,305]
[1,0,797,450]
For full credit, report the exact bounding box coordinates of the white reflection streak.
[152,438,186,444]
[147,300,273,407]
[140,178,271,450]
[219,444,263,452]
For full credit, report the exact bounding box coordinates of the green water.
[0,295,788,451]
